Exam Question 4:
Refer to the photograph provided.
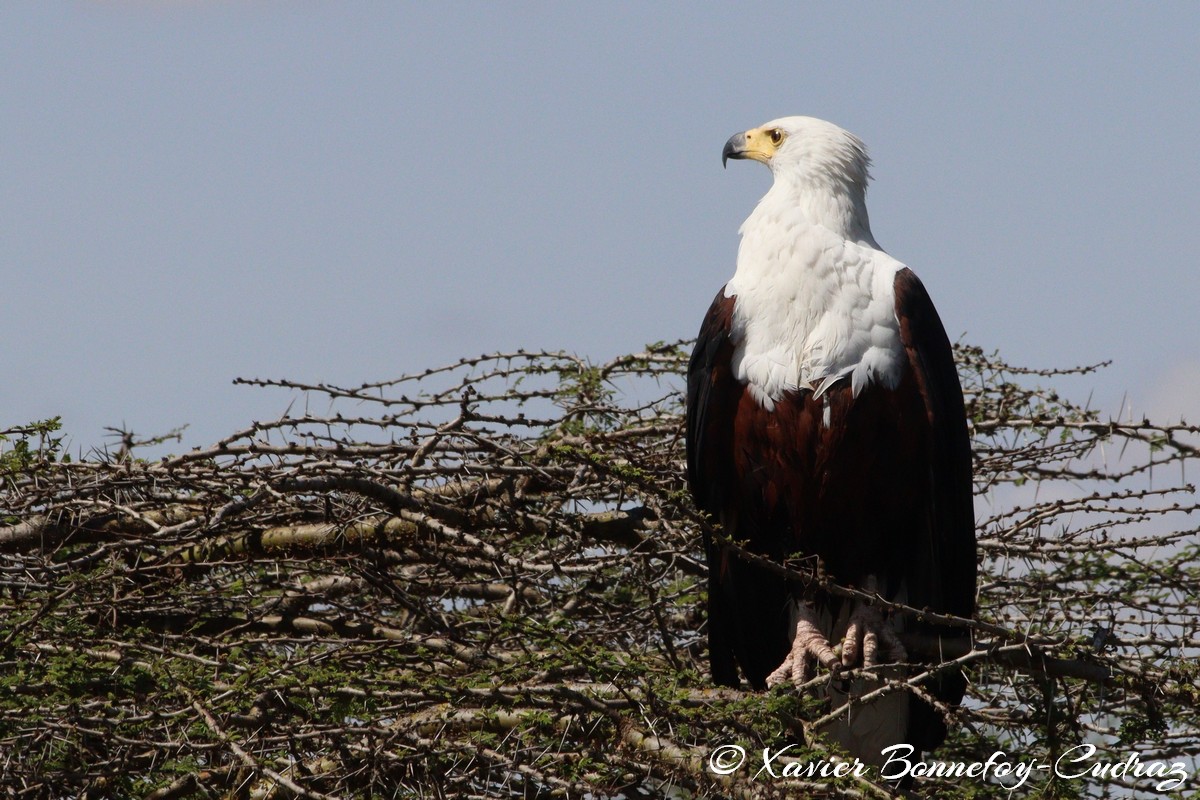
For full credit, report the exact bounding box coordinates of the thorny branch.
[1,342,1198,798]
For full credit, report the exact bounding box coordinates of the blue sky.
[3,3,1198,454]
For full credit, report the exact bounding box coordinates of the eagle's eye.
[769,128,785,146]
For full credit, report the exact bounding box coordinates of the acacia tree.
[1,342,1198,799]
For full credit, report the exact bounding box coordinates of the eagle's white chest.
[724,199,906,410]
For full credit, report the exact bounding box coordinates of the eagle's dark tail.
[704,530,792,689]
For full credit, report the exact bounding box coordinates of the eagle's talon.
[767,598,909,689]
[841,603,907,669]
[765,603,839,689]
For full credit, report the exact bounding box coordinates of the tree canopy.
[1,342,1198,798]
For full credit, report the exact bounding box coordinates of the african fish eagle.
[686,116,976,757]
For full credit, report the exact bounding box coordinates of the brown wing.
[686,288,767,686]
[893,266,977,750]
[686,288,737,514]
[893,267,977,623]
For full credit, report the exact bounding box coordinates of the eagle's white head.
[723,115,874,244]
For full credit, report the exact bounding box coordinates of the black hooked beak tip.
[722,132,747,168]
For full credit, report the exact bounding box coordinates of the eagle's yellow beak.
[722,126,784,168]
